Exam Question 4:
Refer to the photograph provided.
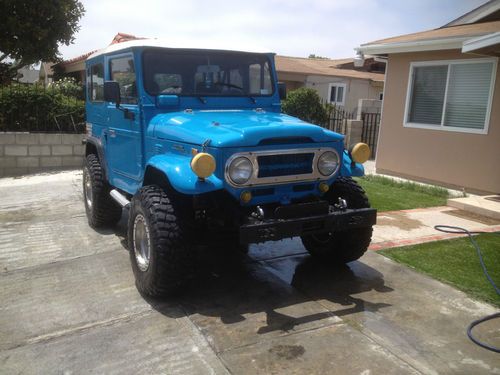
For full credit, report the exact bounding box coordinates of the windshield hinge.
[202,139,211,151]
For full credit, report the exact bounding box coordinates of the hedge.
[0,81,85,133]
[281,87,329,125]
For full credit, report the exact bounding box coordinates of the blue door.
[105,54,142,190]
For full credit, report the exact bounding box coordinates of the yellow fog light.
[240,190,252,203]
[319,182,329,193]
[351,143,371,164]
[191,152,216,179]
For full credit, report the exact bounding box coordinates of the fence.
[322,108,381,159]
[0,83,85,134]
[361,112,380,157]
[323,107,355,134]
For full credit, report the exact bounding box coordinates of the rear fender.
[146,154,223,195]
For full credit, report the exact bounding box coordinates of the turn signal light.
[240,190,252,203]
[319,182,329,193]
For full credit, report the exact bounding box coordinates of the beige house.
[275,56,385,113]
[356,0,500,194]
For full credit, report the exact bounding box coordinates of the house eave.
[355,36,470,56]
[462,32,500,53]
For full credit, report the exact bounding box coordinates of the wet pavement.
[370,206,500,250]
[0,171,499,374]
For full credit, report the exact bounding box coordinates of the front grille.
[257,153,314,178]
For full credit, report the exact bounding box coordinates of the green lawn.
[355,175,449,212]
[380,234,500,307]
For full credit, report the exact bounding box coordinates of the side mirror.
[104,81,121,105]
[278,82,287,100]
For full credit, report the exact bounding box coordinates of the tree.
[308,54,328,59]
[0,0,85,82]
[281,87,329,125]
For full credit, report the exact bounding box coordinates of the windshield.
[143,50,274,97]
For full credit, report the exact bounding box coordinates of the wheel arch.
[143,165,172,190]
[145,155,224,195]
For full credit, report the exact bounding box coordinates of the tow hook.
[335,198,348,211]
[251,206,265,220]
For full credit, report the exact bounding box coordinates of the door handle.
[108,129,116,138]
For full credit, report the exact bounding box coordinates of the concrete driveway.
[0,171,498,374]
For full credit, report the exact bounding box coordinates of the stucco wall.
[376,50,500,194]
[0,133,85,177]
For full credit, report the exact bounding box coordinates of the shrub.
[0,83,85,133]
[281,87,329,125]
[49,77,84,99]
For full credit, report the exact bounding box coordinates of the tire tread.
[84,154,122,228]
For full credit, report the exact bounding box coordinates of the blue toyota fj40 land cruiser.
[83,40,376,296]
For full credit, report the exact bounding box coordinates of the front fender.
[146,154,224,195]
[340,150,365,177]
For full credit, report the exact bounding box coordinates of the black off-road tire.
[128,185,194,296]
[301,177,373,264]
[83,154,122,228]
[215,232,249,255]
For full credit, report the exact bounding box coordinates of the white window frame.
[403,57,497,135]
[328,83,347,106]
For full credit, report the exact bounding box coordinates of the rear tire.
[128,185,194,296]
[301,177,373,264]
[83,154,122,228]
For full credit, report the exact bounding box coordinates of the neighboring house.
[15,65,39,84]
[53,33,144,83]
[39,62,55,86]
[356,0,500,194]
[275,55,385,113]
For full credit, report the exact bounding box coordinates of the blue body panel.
[85,46,365,202]
[146,154,224,195]
[149,110,343,147]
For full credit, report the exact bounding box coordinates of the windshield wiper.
[196,96,207,104]
[214,82,243,90]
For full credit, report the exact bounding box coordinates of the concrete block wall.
[344,120,363,149]
[0,133,85,177]
[356,99,382,120]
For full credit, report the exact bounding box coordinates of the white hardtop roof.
[87,38,274,60]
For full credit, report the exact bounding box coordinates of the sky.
[59,0,488,61]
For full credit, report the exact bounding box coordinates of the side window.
[329,83,346,106]
[90,64,104,102]
[110,56,137,104]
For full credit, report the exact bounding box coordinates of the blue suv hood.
[150,110,343,147]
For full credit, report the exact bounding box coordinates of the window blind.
[408,65,448,125]
[444,62,494,129]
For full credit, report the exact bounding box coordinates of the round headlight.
[228,157,253,185]
[317,151,339,176]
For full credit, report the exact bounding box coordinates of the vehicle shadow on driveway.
[140,244,393,344]
[112,210,393,342]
